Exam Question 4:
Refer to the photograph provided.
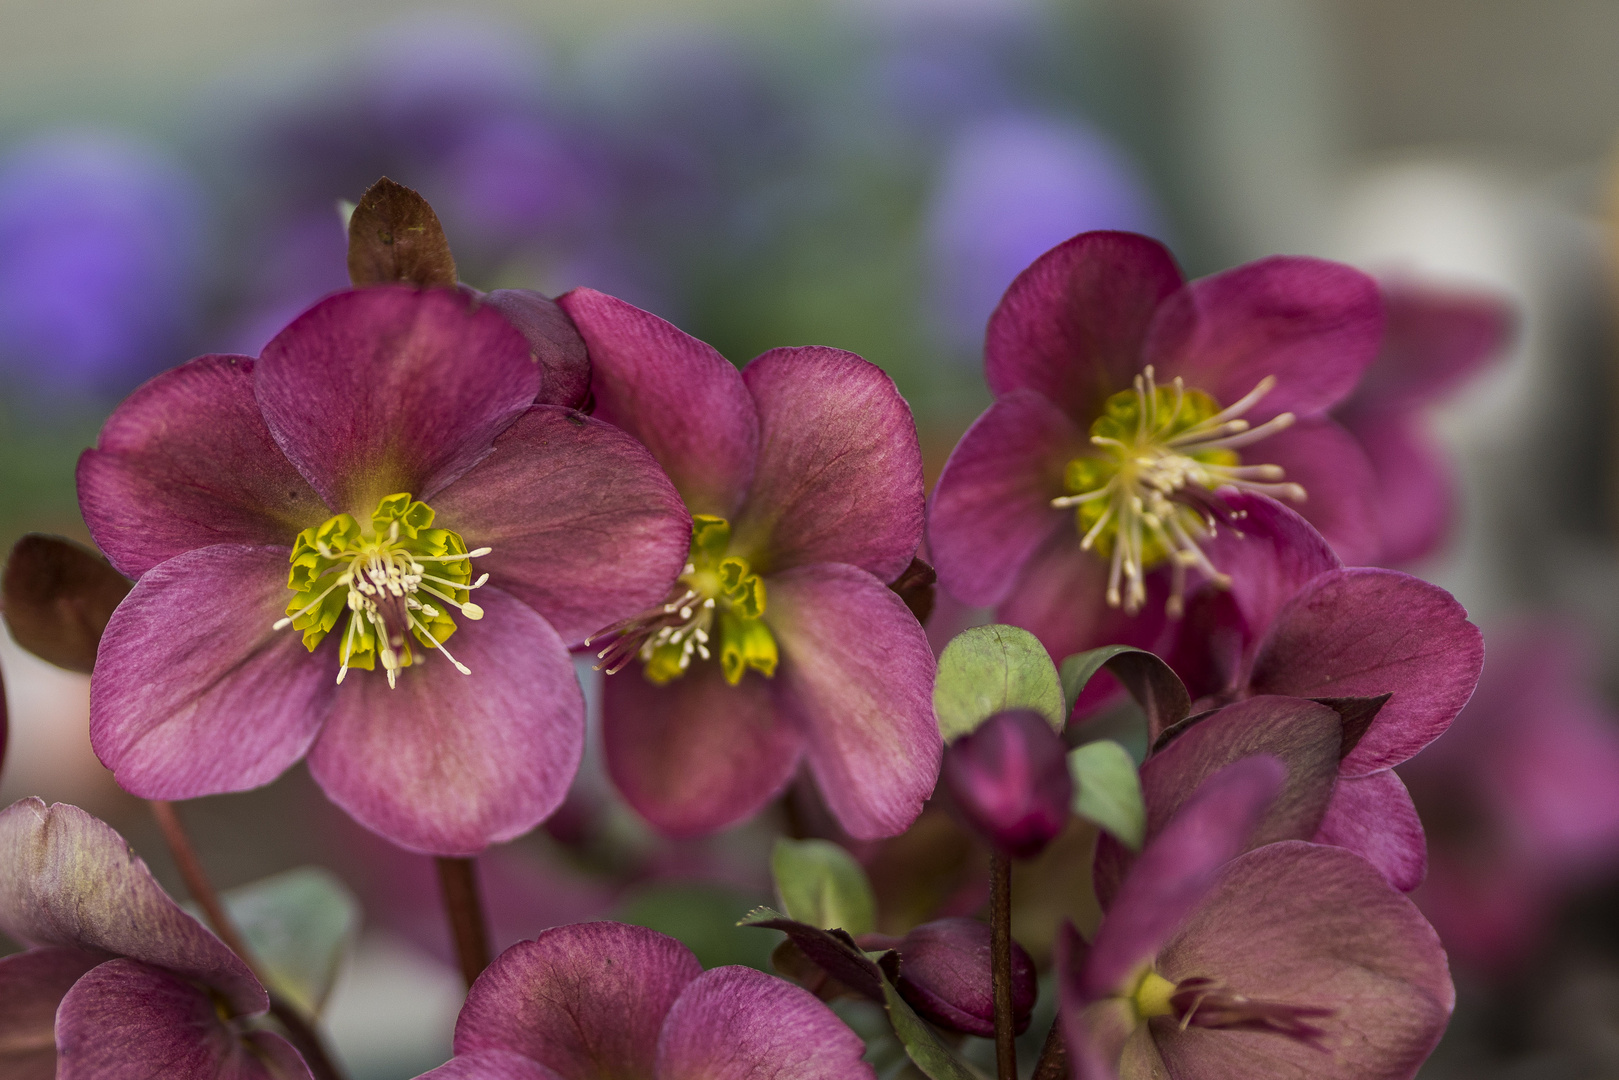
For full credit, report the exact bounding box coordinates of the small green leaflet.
[934,625,1065,741]
[1069,739,1147,851]
[771,838,877,936]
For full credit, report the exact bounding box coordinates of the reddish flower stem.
[990,850,1017,1080]
[1031,1016,1069,1080]
[436,855,491,989]
[148,800,348,1080]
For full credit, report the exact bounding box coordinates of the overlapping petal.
[307,587,583,856]
[1314,771,1427,892]
[479,289,591,410]
[996,530,1170,665]
[1338,406,1453,566]
[1356,281,1513,408]
[0,947,103,1080]
[1257,418,1379,566]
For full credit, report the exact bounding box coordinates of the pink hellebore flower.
[1062,757,1453,1080]
[942,708,1072,859]
[0,799,310,1080]
[417,922,875,1080]
[558,288,940,840]
[928,230,1385,661]
[78,287,690,854]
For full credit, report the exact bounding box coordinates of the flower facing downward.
[942,709,1072,859]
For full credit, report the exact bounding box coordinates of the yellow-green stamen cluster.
[1052,366,1303,617]
[275,493,490,688]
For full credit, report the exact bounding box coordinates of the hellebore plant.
[943,708,1073,859]
[928,230,1385,660]
[78,285,690,854]
[559,288,940,840]
[0,799,311,1080]
[1063,757,1453,1080]
[417,921,875,1080]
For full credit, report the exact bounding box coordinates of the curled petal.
[1314,770,1427,892]
[307,587,583,856]
[1357,281,1513,408]
[1194,492,1340,645]
[0,947,105,1080]
[1257,418,1380,567]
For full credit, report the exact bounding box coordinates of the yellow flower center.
[1131,969,1178,1020]
[1052,366,1303,617]
[274,493,490,688]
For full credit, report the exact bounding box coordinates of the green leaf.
[615,883,777,971]
[934,625,1065,741]
[1069,740,1147,851]
[771,838,877,936]
[216,868,360,1016]
[881,977,987,1080]
[1059,646,1190,741]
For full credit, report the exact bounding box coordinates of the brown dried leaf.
[2,535,132,673]
[346,177,457,288]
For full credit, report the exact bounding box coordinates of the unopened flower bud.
[893,917,1036,1037]
[942,709,1071,858]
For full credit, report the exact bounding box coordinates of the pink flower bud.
[894,917,1036,1037]
[942,709,1071,858]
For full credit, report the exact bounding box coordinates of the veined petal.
[1256,418,1380,567]
[766,564,941,840]
[0,947,104,1080]
[89,545,334,800]
[1248,568,1484,775]
[1337,406,1453,566]
[0,800,264,1014]
[996,530,1172,666]
[1145,256,1383,422]
[55,960,309,1080]
[254,287,540,516]
[1191,491,1339,646]
[927,389,1085,607]
[307,587,583,856]
[602,662,802,838]
[480,289,591,410]
[77,355,326,578]
[454,923,701,1080]
[1314,770,1427,892]
[433,406,691,646]
[558,288,758,519]
[655,965,876,1080]
[985,231,1184,421]
[733,347,924,582]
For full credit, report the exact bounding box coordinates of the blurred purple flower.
[0,133,202,396]
[942,708,1071,858]
[0,799,310,1080]
[417,922,874,1080]
[1401,621,1619,974]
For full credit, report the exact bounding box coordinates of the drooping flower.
[78,286,690,854]
[1400,621,1619,974]
[1062,757,1453,1080]
[942,708,1072,858]
[558,288,940,840]
[417,921,875,1080]
[0,798,311,1080]
[927,230,1384,660]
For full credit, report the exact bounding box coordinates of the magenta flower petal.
[893,917,1038,1037]
[480,289,591,410]
[734,347,923,581]
[943,709,1073,859]
[1338,406,1453,566]
[1144,256,1382,422]
[77,355,326,577]
[985,231,1183,420]
[766,564,940,840]
[417,1051,565,1080]
[454,923,701,1080]
[55,959,309,1080]
[1314,770,1427,892]
[927,389,1085,607]
[89,545,334,800]
[602,662,802,838]
[1066,997,1147,1080]
[558,287,758,518]
[1256,418,1379,566]
[996,529,1170,664]
[1192,492,1339,643]
[254,287,540,515]
[306,587,583,855]
[0,800,264,1015]
[431,406,691,645]
[1154,843,1452,1080]
[1248,567,1484,775]
[655,965,876,1080]
[1356,281,1513,408]
[0,947,104,1080]
[1081,755,1285,999]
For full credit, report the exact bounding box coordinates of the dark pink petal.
[55,959,308,1080]
[307,587,582,856]
[894,917,1037,1037]
[1355,281,1513,409]
[985,231,1183,420]
[254,287,540,515]
[1063,998,1141,1080]
[77,355,326,578]
[0,947,104,1080]
[1315,770,1427,893]
[602,661,803,838]
[655,965,876,1080]
[432,406,691,646]
[416,1051,566,1080]
[480,289,592,410]
[734,347,924,582]
[766,564,941,840]
[943,710,1072,859]
[1193,491,1340,643]
[1094,696,1344,907]
[90,545,334,799]
[1257,418,1380,567]
[1248,568,1483,775]
[558,288,758,518]
[927,390,1086,607]
[1080,756,1284,1000]
[1145,257,1383,422]
[1154,842,1452,1080]
[454,923,701,1080]
[0,800,264,1014]
[1338,406,1453,566]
